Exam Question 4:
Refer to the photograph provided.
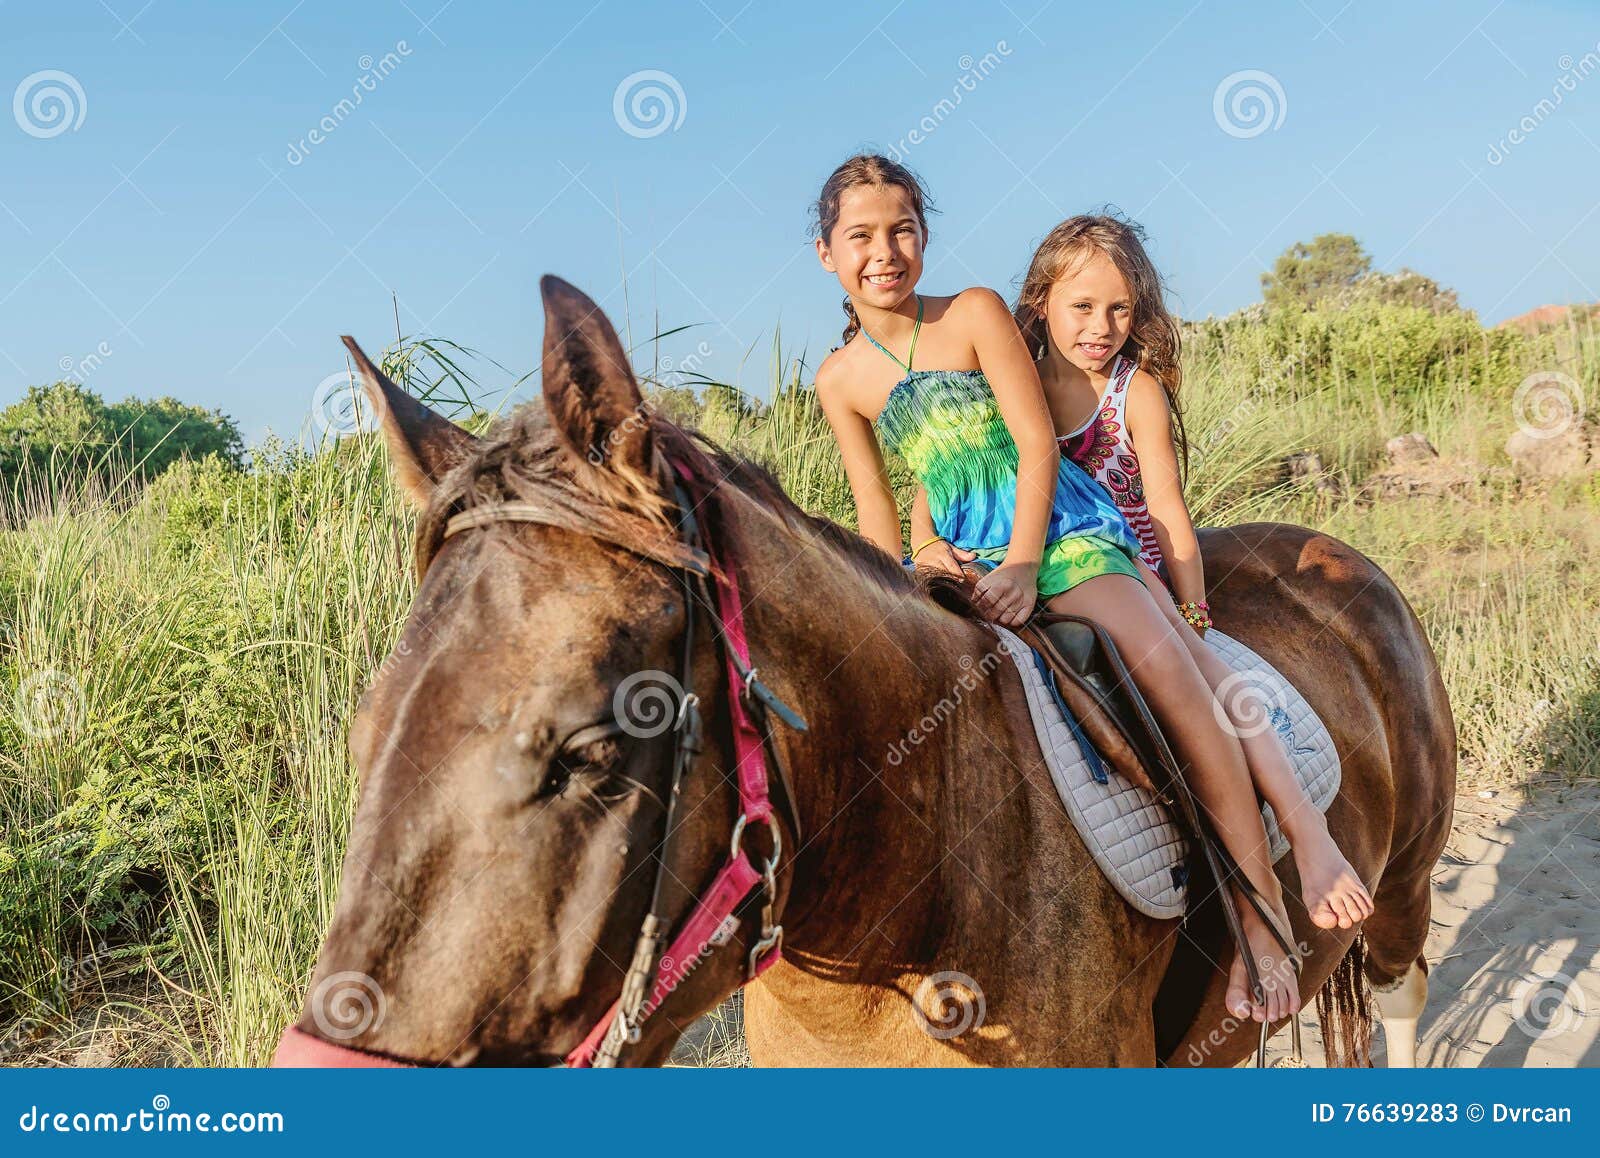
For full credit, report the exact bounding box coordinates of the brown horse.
[282,276,1455,1067]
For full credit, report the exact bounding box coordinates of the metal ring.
[729,811,781,864]
[764,819,782,873]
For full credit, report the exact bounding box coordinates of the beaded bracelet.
[1176,599,1212,631]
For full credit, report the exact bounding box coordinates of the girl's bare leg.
[1130,561,1375,932]
[1043,572,1298,1023]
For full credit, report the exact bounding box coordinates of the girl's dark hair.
[1014,212,1189,477]
[811,154,933,344]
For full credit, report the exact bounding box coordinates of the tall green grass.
[1,306,1596,1065]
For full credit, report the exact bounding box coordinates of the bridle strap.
[562,457,804,1067]
[586,490,705,1067]
[441,501,712,577]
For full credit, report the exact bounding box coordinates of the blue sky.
[3,0,1598,444]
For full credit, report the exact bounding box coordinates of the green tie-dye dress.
[871,353,1146,598]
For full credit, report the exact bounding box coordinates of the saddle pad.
[988,624,1341,920]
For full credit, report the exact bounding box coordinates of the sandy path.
[1269,782,1600,1067]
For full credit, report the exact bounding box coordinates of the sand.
[1266,781,1600,1067]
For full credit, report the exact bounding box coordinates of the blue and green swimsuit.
[867,297,1145,598]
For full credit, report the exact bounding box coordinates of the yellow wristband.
[912,535,948,558]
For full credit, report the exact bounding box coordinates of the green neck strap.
[860,295,923,374]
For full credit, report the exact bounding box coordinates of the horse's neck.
[734,518,1042,977]
[731,512,1162,1063]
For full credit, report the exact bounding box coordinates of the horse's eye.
[540,728,625,799]
[564,736,625,775]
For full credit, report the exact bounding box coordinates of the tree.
[0,382,243,491]
[1261,233,1373,310]
[105,395,245,476]
[1330,269,1461,314]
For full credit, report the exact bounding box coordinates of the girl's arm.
[816,361,904,558]
[910,486,936,552]
[965,288,1057,569]
[1125,369,1206,606]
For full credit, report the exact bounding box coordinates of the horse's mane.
[414,402,981,620]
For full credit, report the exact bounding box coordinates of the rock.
[1360,445,1484,501]
[1385,433,1438,466]
[1505,421,1598,480]
[1280,451,1341,494]
[72,1041,118,1067]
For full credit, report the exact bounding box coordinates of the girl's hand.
[972,561,1039,627]
[914,539,979,579]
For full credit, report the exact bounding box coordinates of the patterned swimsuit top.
[1057,353,1166,576]
[865,296,1140,558]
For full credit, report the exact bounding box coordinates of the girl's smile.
[816,183,926,311]
[1045,252,1134,374]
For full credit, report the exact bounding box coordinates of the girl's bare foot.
[1284,813,1374,930]
[1225,903,1301,1024]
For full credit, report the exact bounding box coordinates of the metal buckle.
[747,924,783,980]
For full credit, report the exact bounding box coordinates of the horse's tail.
[1316,932,1374,1067]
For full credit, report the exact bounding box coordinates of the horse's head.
[281,278,776,1066]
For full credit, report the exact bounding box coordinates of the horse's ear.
[340,335,480,509]
[539,274,649,472]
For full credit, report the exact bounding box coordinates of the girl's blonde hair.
[811,153,933,345]
[1014,213,1189,475]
